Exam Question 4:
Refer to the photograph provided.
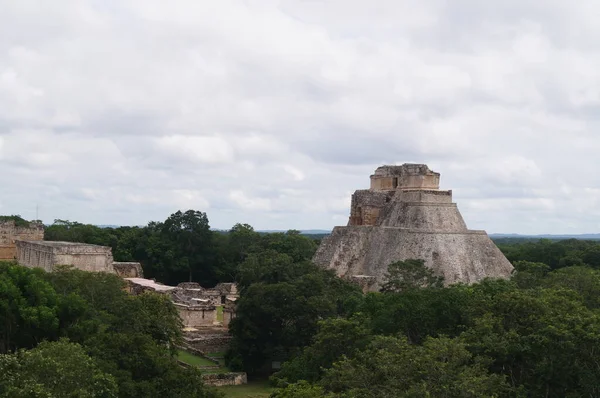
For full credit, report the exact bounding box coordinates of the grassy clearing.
[218,380,274,398]
[207,351,226,359]
[177,350,218,367]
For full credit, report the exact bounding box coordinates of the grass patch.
[177,350,219,367]
[217,305,224,322]
[218,380,274,398]
[207,351,226,359]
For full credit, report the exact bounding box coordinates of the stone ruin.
[0,220,44,261]
[15,240,143,278]
[170,282,238,329]
[124,278,239,353]
[313,164,514,291]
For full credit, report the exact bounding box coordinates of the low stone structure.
[175,302,217,327]
[16,240,144,277]
[183,327,233,354]
[124,278,176,294]
[201,372,247,387]
[112,262,144,278]
[0,220,44,260]
[223,298,237,328]
[314,164,514,291]
[125,278,239,329]
[16,240,115,273]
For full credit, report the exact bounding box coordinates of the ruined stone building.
[0,220,44,260]
[125,278,239,353]
[313,164,513,291]
[124,279,239,329]
[16,240,143,277]
[17,241,114,273]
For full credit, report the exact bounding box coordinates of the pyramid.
[313,164,513,291]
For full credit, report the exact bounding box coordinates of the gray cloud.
[1,0,600,234]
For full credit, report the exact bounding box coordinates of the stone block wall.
[16,241,55,271]
[348,190,392,226]
[186,334,232,353]
[0,221,44,260]
[16,241,115,273]
[201,373,247,387]
[370,164,440,191]
[53,244,114,273]
[112,262,144,278]
[222,309,236,328]
[176,304,217,328]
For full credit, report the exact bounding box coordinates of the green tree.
[160,210,213,284]
[319,335,509,398]
[380,259,443,293]
[227,257,362,375]
[272,381,335,398]
[0,262,61,353]
[0,339,118,398]
[272,317,372,385]
[462,287,600,397]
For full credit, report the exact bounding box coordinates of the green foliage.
[0,215,31,227]
[272,317,372,385]
[318,335,509,398]
[462,287,600,396]
[380,259,444,293]
[0,262,218,397]
[44,213,318,288]
[0,339,118,398]
[226,256,362,375]
[497,238,600,270]
[271,381,334,398]
[0,262,61,353]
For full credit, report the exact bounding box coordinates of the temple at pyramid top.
[370,164,440,191]
[349,164,456,228]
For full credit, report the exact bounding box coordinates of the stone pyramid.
[313,164,513,291]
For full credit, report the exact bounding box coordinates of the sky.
[1,0,600,234]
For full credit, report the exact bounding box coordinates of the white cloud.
[229,190,271,211]
[155,135,235,164]
[1,0,600,233]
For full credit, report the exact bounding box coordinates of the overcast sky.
[1,0,600,234]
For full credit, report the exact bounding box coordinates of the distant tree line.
[496,237,600,269]
[44,210,319,287]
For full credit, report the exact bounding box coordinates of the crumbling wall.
[0,221,44,260]
[348,190,392,226]
[370,164,440,191]
[16,241,115,273]
[112,262,143,278]
[53,244,114,273]
[223,308,236,328]
[201,373,247,387]
[16,240,54,271]
[176,304,217,327]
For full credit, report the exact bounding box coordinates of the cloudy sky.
[1,0,600,234]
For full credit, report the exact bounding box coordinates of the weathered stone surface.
[175,303,218,327]
[201,372,247,387]
[16,240,115,273]
[0,221,44,260]
[183,327,233,353]
[124,278,176,294]
[314,164,513,290]
[112,262,144,278]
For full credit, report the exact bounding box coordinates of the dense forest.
[3,210,600,396]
